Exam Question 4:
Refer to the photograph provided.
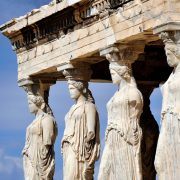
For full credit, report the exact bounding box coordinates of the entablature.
[0,0,180,83]
[1,0,136,53]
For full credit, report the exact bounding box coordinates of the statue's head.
[68,80,86,99]
[160,31,180,68]
[28,93,46,114]
[165,43,180,68]
[109,62,131,85]
[62,63,94,103]
[68,80,95,103]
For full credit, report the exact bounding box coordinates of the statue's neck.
[118,78,130,90]
[76,95,86,104]
[35,109,44,118]
[174,63,180,74]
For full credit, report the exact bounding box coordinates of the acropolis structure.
[0,0,180,179]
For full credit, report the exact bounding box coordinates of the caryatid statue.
[155,31,180,179]
[22,83,58,180]
[61,64,100,180]
[98,47,144,180]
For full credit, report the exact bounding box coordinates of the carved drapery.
[98,44,144,180]
[59,63,100,180]
[21,80,57,180]
[154,31,180,180]
[1,0,180,179]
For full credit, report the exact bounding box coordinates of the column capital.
[159,30,180,45]
[100,43,145,67]
[18,78,40,97]
[18,77,56,107]
[153,22,180,35]
[18,78,36,87]
[159,31,180,68]
[58,62,92,82]
[18,77,56,87]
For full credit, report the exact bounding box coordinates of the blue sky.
[0,1,162,179]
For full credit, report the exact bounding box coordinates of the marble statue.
[155,32,180,179]
[98,60,143,180]
[61,77,100,180]
[22,88,57,180]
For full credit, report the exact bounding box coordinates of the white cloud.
[0,148,23,179]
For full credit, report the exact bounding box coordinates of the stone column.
[138,84,159,180]
[19,78,57,180]
[153,30,180,179]
[98,44,144,180]
[58,63,100,180]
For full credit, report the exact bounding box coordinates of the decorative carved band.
[11,0,134,52]
[12,7,77,51]
[109,0,133,9]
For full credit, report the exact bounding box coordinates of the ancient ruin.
[0,0,180,179]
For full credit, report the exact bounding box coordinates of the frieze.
[11,0,134,52]
[12,6,76,52]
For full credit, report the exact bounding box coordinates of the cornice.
[0,0,134,53]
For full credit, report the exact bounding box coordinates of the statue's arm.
[85,103,97,142]
[129,88,143,122]
[127,88,143,145]
[160,83,168,118]
[42,116,56,146]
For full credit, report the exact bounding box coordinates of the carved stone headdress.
[62,63,95,103]
[23,84,54,115]
[103,46,132,76]
[160,31,180,58]
[62,62,92,82]
[23,85,45,106]
[160,31,180,44]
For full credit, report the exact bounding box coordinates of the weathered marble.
[2,0,180,81]
[22,85,57,180]
[61,65,100,180]
[98,52,143,180]
[1,0,180,179]
[154,31,180,180]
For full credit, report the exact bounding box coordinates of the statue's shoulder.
[85,101,96,107]
[85,101,96,112]
[128,86,141,94]
[42,113,55,124]
[128,86,142,102]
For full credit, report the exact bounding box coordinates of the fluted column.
[153,30,180,179]
[19,79,57,180]
[98,44,144,180]
[58,62,100,180]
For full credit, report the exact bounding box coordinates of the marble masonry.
[0,0,180,179]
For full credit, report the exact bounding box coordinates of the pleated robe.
[62,101,100,180]
[23,113,57,180]
[98,86,143,180]
[155,70,180,180]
